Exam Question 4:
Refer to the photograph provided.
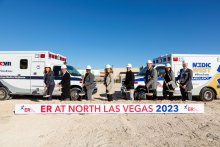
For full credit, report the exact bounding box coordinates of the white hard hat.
[61,65,67,69]
[126,63,132,68]
[147,60,153,64]
[165,63,171,68]
[86,65,92,70]
[45,64,51,68]
[182,60,188,64]
[105,64,111,69]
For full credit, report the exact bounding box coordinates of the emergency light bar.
[173,57,178,61]
[40,54,45,58]
[48,52,66,61]
[153,55,177,64]
[35,54,45,58]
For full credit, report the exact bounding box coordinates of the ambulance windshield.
[138,67,147,76]
[137,65,164,77]
[138,65,155,76]
[67,65,81,76]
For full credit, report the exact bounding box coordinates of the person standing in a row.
[58,65,71,101]
[43,64,55,100]
[124,64,135,100]
[82,65,96,101]
[162,63,175,100]
[176,60,193,101]
[104,64,114,101]
[144,60,158,100]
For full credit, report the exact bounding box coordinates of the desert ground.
[0,83,220,147]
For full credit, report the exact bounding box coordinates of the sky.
[0,0,220,69]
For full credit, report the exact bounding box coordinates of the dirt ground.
[0,83,220,147]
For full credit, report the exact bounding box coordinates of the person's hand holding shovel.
[182,85,186,89]
[56,84,62,91]
[146,83,151,89]
[179,84,186,89]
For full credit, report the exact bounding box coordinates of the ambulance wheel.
[200,88,216,101]
[0,87,9,100]
[70,88,80,101]
[134,91,139,100]
[135,90,146,100]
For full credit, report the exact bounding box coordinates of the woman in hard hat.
[124,63,135,100]
[82,65,96,101]
[104,64,114,101]
[162,63,176,100]
[43,64,55,100]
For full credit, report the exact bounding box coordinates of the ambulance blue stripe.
[135,77,163,82]
[217,65,220,72]
[217,78,220,85]
[192,77,211,80]
[0,76,81,81]
[135,77,212,81]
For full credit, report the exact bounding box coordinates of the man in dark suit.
[176,60,193,101]
[124,64,135,100]
[59,65,71,101]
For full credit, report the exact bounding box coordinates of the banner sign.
[15,104,204,114]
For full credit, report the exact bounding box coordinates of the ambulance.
[133,54,220,101]
[0,51,96,100]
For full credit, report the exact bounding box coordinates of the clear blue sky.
[0,0,220,69]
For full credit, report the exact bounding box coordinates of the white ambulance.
[133,54,220,101]
[0,51,96,100]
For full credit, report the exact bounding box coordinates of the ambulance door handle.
[33,72,37,75]
[17,74,21,77]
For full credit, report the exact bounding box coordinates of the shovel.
[163,77,174,93]
[79,88,86,96]
[177,82,185,90]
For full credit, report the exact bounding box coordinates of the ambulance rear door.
[31,61,45,95]
[13,56,32,94]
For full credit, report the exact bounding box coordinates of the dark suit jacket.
[60,72,71,89]
[84,73,96,90]
[124,71,134,90]
[176,68,193,91]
